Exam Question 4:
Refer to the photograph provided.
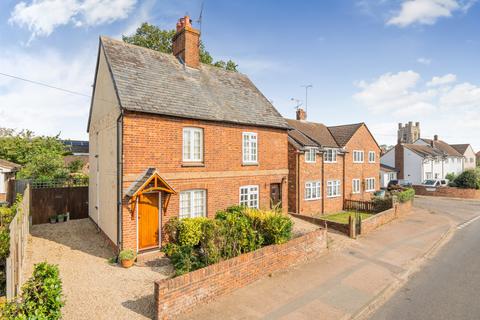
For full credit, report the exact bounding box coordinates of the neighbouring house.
[62,140,89,175]
[450,144,476,170]
[477,151,480,165]
[0,159,21,202]
[87,16,289,253]
[381,135,464,185]
[287,108,381,215]
[380,164,398,188]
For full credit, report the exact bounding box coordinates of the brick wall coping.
[413,185,480,200]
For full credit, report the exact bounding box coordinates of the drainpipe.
[321,151,325,214]
[116,111,124,250]
[296,151,300,214]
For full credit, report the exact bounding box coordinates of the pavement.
[370,196,480,320]
[179,198,457,320]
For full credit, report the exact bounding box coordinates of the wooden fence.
[343,199,378,212]
[6,185,30,299]
[30,186,88,225]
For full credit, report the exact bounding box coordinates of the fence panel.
[344,199,377,213]
[30,186,88,225]
[6,185,30,299]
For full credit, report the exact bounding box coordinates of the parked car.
[387,179,412,190]
[421,179,449,187]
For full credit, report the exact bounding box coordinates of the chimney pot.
[398,123,403,129]
[296,108,307,121]
[434,134,438,141]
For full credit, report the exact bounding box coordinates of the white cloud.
[427,73,457,86]
[354,71,480,148]
[9,0,137,40]
[417,57,431,65]
[387,0,476,27]
[0,48,95,139]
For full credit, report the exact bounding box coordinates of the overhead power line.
[0,71,91,98]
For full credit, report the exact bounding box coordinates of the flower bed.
[163,206,293,276]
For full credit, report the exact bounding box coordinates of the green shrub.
[169,245,205,276]
[445,173,456,182]
[454,170,480,189]
[118,249,135,261]
[199,219,225,265]
[372,197,393,212]
[221,211,262,258]
[164,217,181,243]
[178,217,208,247]
[398,188,415,203]
[261,214,293,245]
[161,243,180,257]
[1,262,64,319]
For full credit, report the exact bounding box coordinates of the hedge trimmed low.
[163,206,293,276]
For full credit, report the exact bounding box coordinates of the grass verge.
[319,211,373,224]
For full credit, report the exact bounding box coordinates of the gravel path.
[291,216,320,237]
[23,219,172,320]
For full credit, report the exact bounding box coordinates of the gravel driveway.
[23,219,172,320]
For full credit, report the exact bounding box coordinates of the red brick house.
[287,109,380,215]
[87,16,289,253]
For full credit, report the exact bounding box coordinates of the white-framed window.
[179,190,206,218]
[183,127,203,162]
[242,132,258,164]
[368,151,376,163]
[305,181,321,200]
[352,179,361,194]
[426,172,432,179]
[324,149,337,163]
[365,178,375,192]
[239,185,259,208]
[389,173,396,181]
[305,148,316,163]
[327,180,341,198]
[353,150,364,163]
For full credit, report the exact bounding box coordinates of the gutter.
[116,110,124,250]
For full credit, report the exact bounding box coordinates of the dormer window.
[324,149,337,163]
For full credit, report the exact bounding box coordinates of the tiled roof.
[286,119,339,148]
[327,123,363,147]
[380,163,398,172]
[287,127,319,148]
[125,168,156,198]
[62,140,89,154]
[100,37,288,130]
[420,139,463,157]
[404,144,445,158]
[0,159,21,170]
[450,144,470,155]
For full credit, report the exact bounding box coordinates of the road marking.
[457,215,480,230]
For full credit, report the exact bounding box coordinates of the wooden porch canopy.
[125,168,176,214]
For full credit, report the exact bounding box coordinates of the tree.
[0,129,68,181]
[123,22,238,72]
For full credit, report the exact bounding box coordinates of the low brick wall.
[154,228,328,319]
[413,185,480,200]
[361,200,413,235]
[290,213,349,235]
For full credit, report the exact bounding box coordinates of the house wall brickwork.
[154,228,328,319]
[343,125,381,201]
[121,111,288,251]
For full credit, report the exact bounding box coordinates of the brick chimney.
[395,143,404,179]
[434,134,438,141]
[296,108,307,121]
[172,16,200,68]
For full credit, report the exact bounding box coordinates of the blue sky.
[0,0,479,149]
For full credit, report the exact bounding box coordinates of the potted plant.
[57,214,65,222]
[119,249,135,268]
[49,216,57,224]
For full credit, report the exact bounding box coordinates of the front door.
[138,193,160,250]
[270,183,282,209]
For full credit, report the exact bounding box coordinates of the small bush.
[398,188,415,203]
[169,245,205,276]
[118,249,135,261]
[164,217,181,243]
[372,197,393,212]
[178,217,208,247]
[454,170,480,189]
[1,262,64,319]
[199,219,224,265]
[261,214,293,245]
[445,173,456,182]
[221,211,262,258]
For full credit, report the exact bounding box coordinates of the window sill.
[353,162,364,164]
[324,161,337,164]
[181,162,205,167]
[326,195,341,198]
[304,198,321,201]
[242,162,259,166]
[365,190,375,193]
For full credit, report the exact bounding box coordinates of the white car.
[422,179,449,187]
